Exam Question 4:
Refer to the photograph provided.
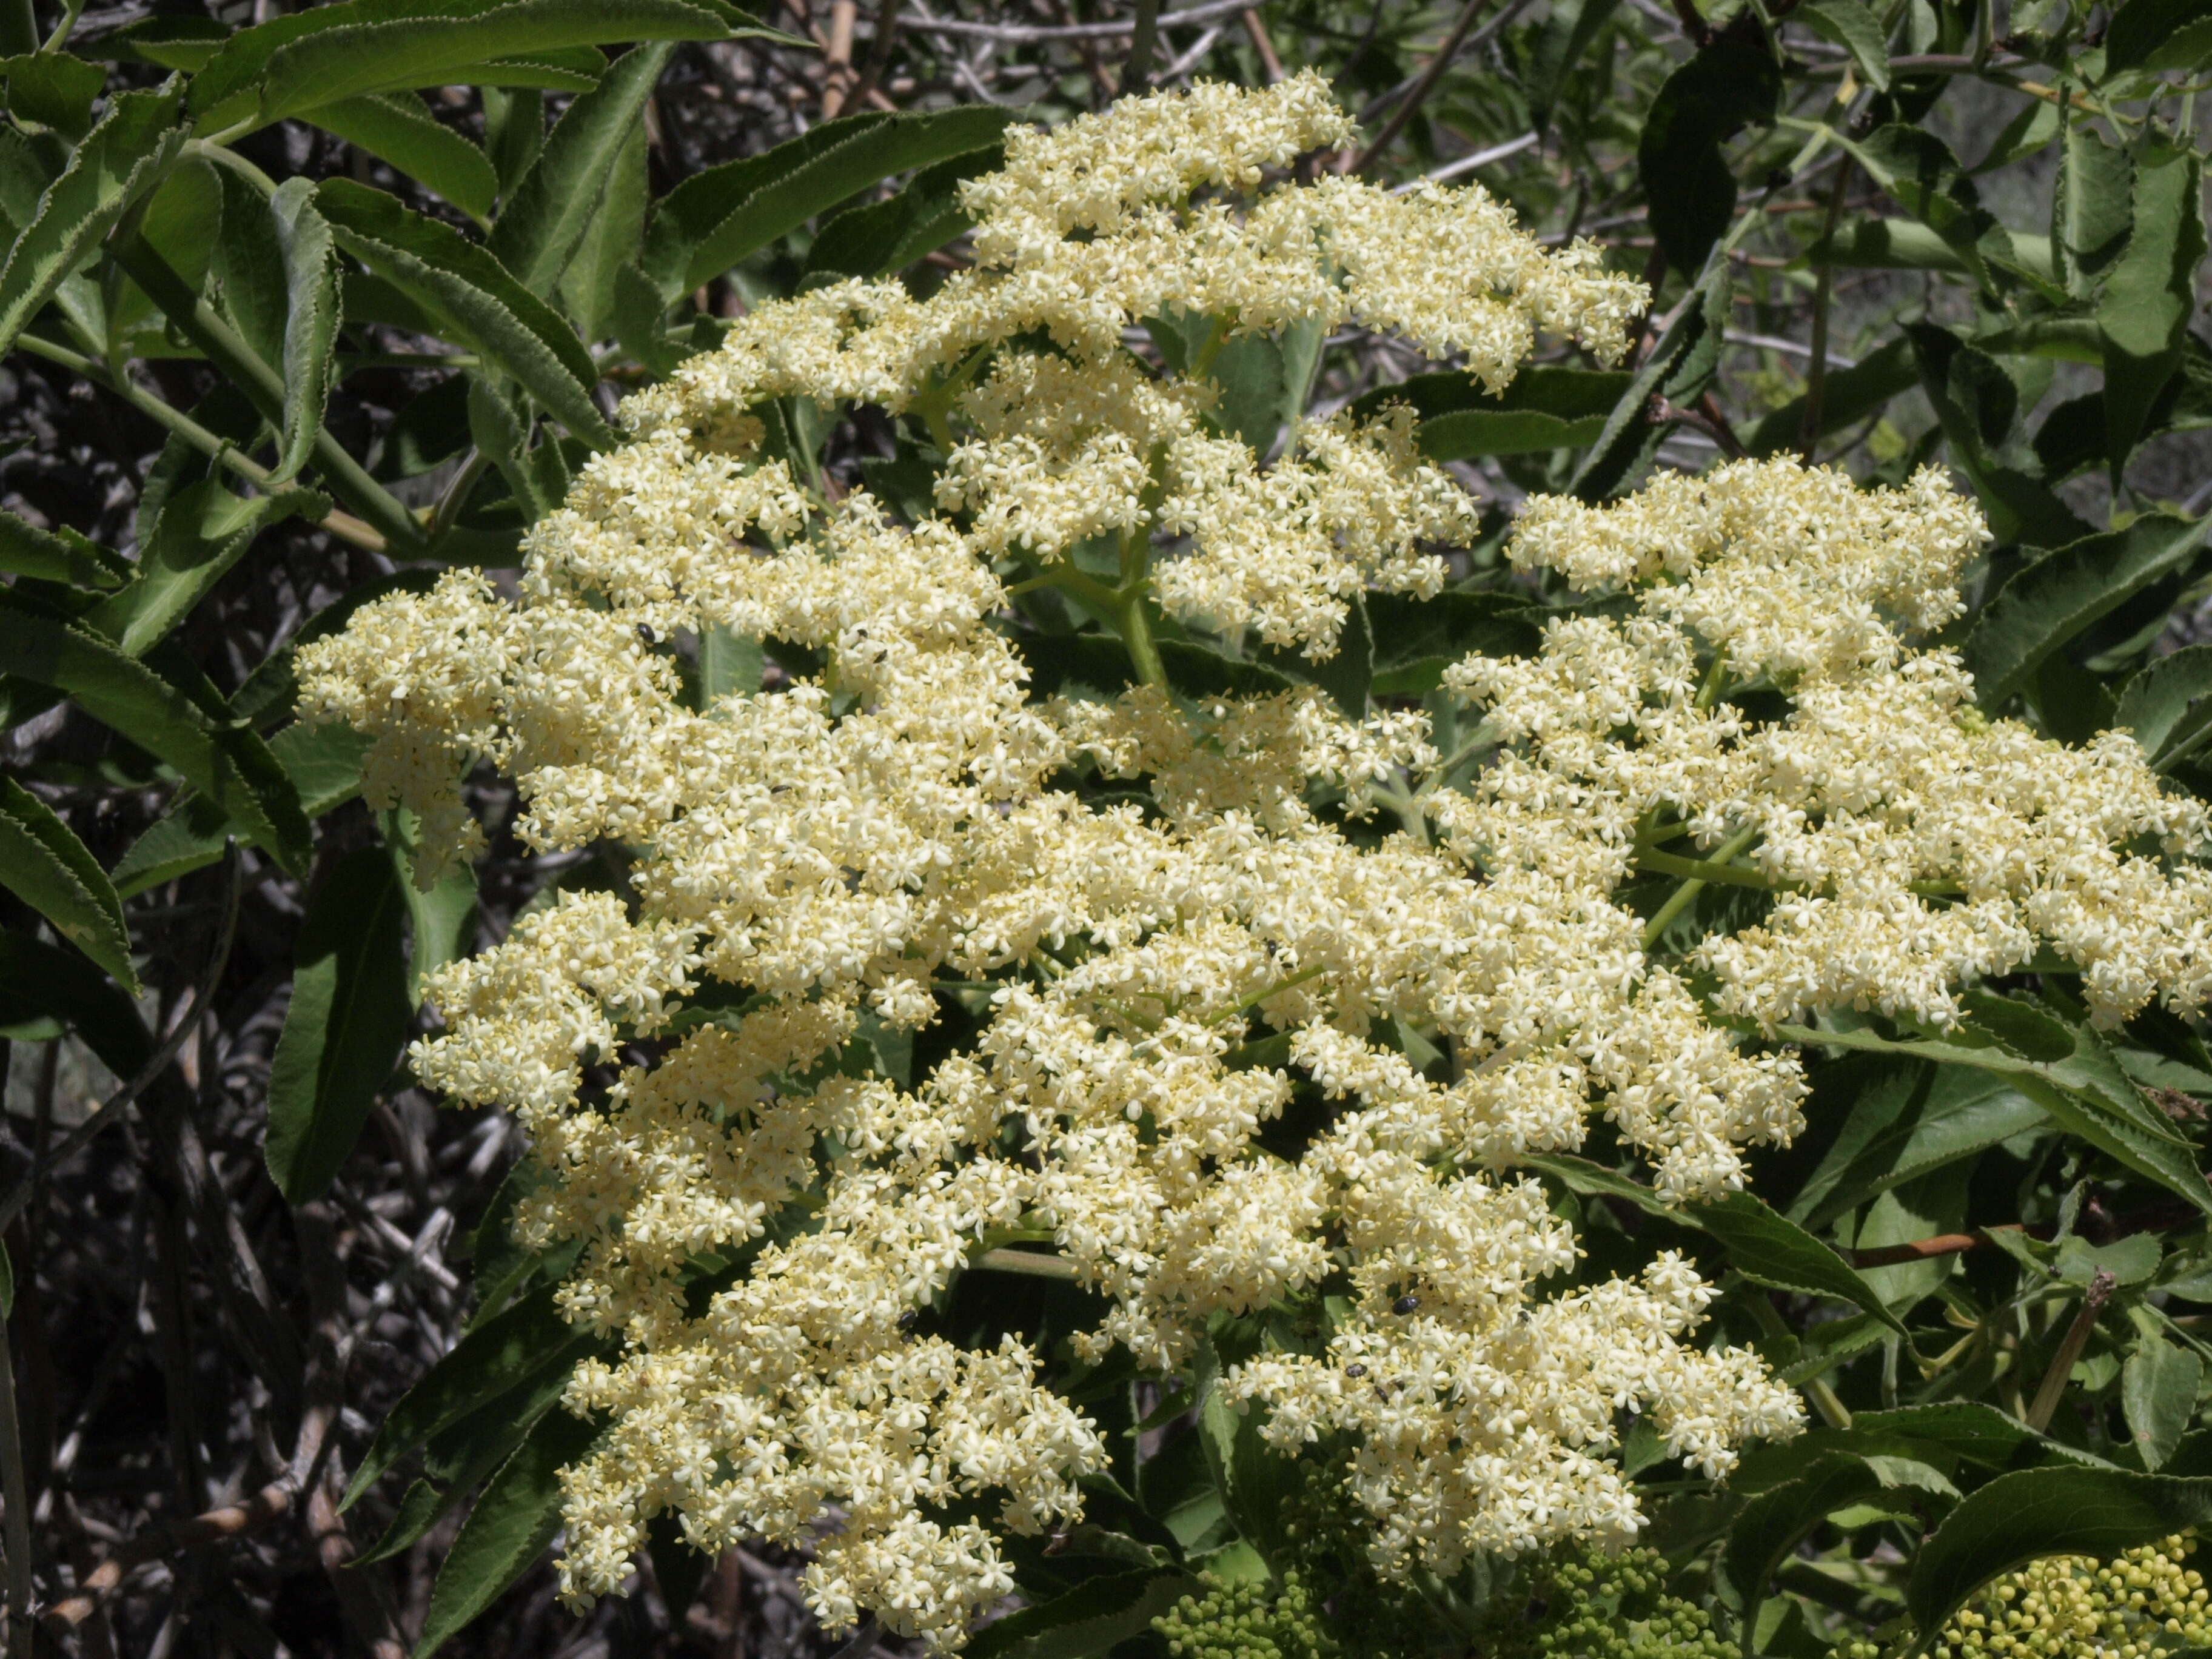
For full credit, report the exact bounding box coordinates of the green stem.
[40,0,84,50]
[15,332,391,553]
[1641,823,1761,948]
[1635,839,1773,891]
[1800,161,1854,462]
[1118,591,1170,692]
[110,233,427,555]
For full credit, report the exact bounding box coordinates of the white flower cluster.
[295,76,2212,1651]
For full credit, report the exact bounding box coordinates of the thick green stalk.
[1641,823,1762,948]
[15,332,390,554]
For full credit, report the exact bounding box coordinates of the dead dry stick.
[2026,1267,2116,1432]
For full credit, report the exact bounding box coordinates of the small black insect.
[637,623,658,645]
[1392,1293,1420,1316]
[896,1309,920,1332]
[1343,1362,1368,1379]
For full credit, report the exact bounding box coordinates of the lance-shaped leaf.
[0,81,184,360]
[110,721,372,897]
[267,178,345,484]
[803,144,1006,280]
[187,0,789,135]
[488,42,672,295]
[315,178,615,448]
[964,1568,1204,1659]
[1352,366,1633,459]
[1906,323,2093,548]
[0,506,127,589]
[1694,1190,1912,1334]
[0,777,136,993]
[1635,41,1778,278]
[2054,120,2133,298]
[264,846,411,1202]
[0,600,309,873]
[413,1406,603,1658]
[645,104,1017,297]
[343,1282,600,1507]
[1966,513,2207,705]
[1781,1010,2212,1221]
[85,480,300,657]
[1715,1455,1892,1630]
[2100,144,2205,472]
[1836,124,2054,296]
[306,92,498,223]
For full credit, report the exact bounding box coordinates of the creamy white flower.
[296,74,2212,1655]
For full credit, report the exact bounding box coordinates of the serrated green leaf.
[0,776,136,993]
[1908,1468,2212,1635]
[1524,1153,1703,1227]
[1,50,106,138]
[964,1567,1202,1659]
[1693,1189,1912,1334]
[2100,144,2205,471]
[488,42,671,296]
[414,1406,602,1658]
[1796,0,1889,89]
[2117,645,2212,769]
[315,178,614,448]
[1836,125,2054,297]
[0,81,185,361]
[355,1478,449,1565]
[2125,1336,2204,1470]
[0,599,309,873]
[189,0,785,136]
[0,506,126,588]
[1966,513,2206,704]
[2106,0,2212,73]
[85,13,230,70]
[264,846,412,1203]
[85,480,290,657]
[1788,1054,2045,1230]
[1573,262,1729,501]
[1809,216,2057,282]
[1781,1015,2212,1221]
[307,91,498,222]
[1352,366,1632,460]
[383,808,476,1002]
[265,178,344,485]
[2055,120,2133,297]
[646,104,1017,296]
[1635,41,1779,278]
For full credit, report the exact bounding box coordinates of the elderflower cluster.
[295,76,2212,1653]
